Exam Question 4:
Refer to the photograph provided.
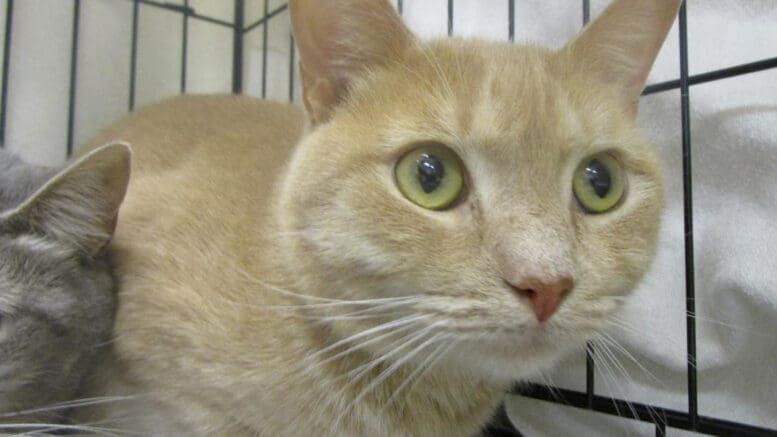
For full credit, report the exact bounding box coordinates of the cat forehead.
[0,235,75,287]
[346,39,629,158]
[0,235,82,316]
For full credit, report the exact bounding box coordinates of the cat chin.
[445,330,585,386]
[446,350,568,387]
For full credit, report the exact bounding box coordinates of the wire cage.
[2,1,777,436]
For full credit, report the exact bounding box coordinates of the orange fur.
[76,0,679,434]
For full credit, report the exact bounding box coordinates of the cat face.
[280,0,675,384]
[0,144,130,421]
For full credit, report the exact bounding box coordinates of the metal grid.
[1,1,776,436]
[494,2,777,436]
[0,0,296,155]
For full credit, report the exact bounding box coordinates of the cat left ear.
[290,0,414,124]
[8,143,131,256]
[560,0,682,116]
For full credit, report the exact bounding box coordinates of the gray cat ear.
[560,0,681,116]
[8,142,131,255]
[289,0,414,124]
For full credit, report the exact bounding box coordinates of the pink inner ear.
[563,0,681,118]
[290,0,414,123]
[302,72,339,124]
[627,67,652,115]
[292,5,338,79]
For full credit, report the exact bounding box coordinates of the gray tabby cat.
[0,143,130,429]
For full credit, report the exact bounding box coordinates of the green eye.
[395,144,464,210]
[573,152,626,214]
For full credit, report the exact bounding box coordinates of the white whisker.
[305,314,430,364]
[335,328,446,427]
[0,395,141,419]
[315,320,421,368]
[261,295,426,310]
[339,322,440,386]
[593,338,665,432]
[606,316,697,368]
[305,312,409,323]
[591,343,634,436]
[0,422,143,436]
[386,336,457,406]
[596,332,665,388]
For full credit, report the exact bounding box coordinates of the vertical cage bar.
[397,0,403,16]
[677,1,698,429]
[583,0,590,25]
[447,0,453,36]
[261,0,268,98]
[129,0,139,111]
[66,0,81,157]
[508,0,514,42]
[232,0,245,94]
[180,0,188,94]
[0,0,14,147]
[586,343,595,408]
[288,34,295,102]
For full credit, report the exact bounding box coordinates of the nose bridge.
[491,211,575,282]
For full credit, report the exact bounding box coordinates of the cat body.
[79,94,502,436]
[78,0,679,435]
[0,144,130,426]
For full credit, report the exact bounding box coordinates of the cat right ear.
[559,0,682,116]
[290,0,414,124]
[7,143,131,256]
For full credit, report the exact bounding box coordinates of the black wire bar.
[516,384,777,437]
[643,56,777,95]
[261,0,268,98]
[180,0,188,93]
[128,0,232,28]
[0,0,13,147]
[243,3,288,34]
[288,34,295,102]
[128,0,139,111]
[232,0,244,94]
[507,0,514,42]
[66,0,80,157]
[447,0,453,36]
[678,2,698,429]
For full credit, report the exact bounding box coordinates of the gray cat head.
[0,144,130,424]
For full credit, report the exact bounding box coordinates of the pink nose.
[506,277,573,322]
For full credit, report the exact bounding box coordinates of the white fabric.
[503,1,777,435]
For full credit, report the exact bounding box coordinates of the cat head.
[280,0,677,384]
[0,144,130,420]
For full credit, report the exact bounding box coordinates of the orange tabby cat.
[78,0,679,434]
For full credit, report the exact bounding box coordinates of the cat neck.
[245,233,506,435]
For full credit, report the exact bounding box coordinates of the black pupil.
[584,159,611,198]
[417,153,445,193]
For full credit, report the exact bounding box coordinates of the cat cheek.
[0,316,13,343]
